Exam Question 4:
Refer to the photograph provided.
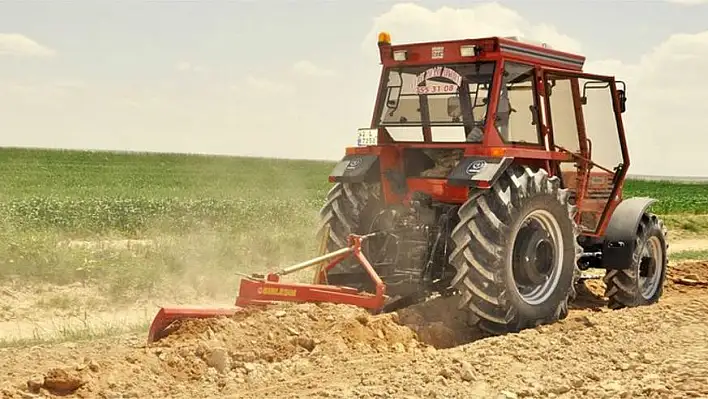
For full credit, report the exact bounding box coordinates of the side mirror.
[617,89,627,113]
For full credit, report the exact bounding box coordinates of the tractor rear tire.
[316,181,382,283]
[603,213,668,309]
[449,165,582,335]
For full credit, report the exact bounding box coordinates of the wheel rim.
[639,236,663,299]
[511,209,565,305]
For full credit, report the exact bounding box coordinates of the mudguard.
[601,197,657,270]
[447,156,514,188]
[329,154,380,183]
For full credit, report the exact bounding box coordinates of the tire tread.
[449,166,582,334]
[603,213,668,309]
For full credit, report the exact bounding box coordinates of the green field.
[1,147,707,302]
[2,147,707,232]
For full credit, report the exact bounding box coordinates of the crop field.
[623,179,708,214]
[2,147,707,231]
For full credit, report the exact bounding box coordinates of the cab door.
[540,70,628,236]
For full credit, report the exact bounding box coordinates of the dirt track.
[2,259,708,398]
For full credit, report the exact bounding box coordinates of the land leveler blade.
[146,233,388,344]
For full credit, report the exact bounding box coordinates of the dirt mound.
[668,261,708,290]
[396,295,488,348]
[4,260,708,398]
[1,302,425,398]
[102,302,426,389]
[158,302,421,361]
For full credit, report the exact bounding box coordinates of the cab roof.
[377,34,585,72]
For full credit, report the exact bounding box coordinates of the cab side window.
[496,62,542,145]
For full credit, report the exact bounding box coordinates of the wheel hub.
[638,236,663,299]
[511,210,564,305]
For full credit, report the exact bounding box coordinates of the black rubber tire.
[603,213,668,309]
[316,182,382,278]
[449,165,582,335]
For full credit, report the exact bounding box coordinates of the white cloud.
[0,80,87,106]
[292,60,336,77]
[237,76,295,95]
[0,33,55,57]
[175,61,208,73]
[53,80,87,90]
[362,2,581,54]
[583,31,708,177]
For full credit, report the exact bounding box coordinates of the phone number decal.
[415,84,457,94]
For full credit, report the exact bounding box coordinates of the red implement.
[147,306,240,344]
[146,233,387,344]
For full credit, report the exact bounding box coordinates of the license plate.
[357,128,378,147]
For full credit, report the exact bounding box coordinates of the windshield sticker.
[415,66,463,87]
[415,84,457,94]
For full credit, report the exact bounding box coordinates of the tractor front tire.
[603,213,668,309]
[449,165,582,335]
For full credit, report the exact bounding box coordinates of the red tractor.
[147,33,669,343]
[317,32,668,334]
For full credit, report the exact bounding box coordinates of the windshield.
[375,62,496,142]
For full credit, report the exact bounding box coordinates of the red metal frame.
[236,234,386,309]
[146,234,386,344]
[147,307,239,343]
[539,68,629,237]
[376,37,585,71]
[346,35,629,238]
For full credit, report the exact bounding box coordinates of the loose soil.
[2,249,708,398]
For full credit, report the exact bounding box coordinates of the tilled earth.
[2,260,708,399]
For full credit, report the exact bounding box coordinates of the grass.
[0,317,150,349]
[0,147,333,200]
[2,146,707,211]
[623,179,708,214]
[0,147,707,312]
[670,250,708,262]
[662,214,708,237]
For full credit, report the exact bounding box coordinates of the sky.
[1,0,707,177]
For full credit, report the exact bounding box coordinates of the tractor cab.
[343,33,631,237]
[365,33,621,148]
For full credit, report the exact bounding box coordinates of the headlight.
[393,50,407,61]
[460,45,477,57]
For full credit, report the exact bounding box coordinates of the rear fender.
[328,154,380,183]
[447,156,514,188]
[601,197,657,270]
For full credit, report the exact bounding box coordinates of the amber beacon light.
[377,31,391,45]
